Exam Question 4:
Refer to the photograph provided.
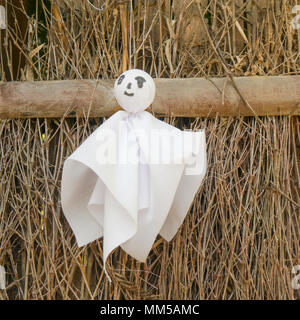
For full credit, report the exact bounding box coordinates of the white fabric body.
[61,111,206,279]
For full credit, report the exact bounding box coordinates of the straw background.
[0,0,299,299]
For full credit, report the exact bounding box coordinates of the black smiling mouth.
[124,91,134,97]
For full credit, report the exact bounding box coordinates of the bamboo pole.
[0,76,300,118]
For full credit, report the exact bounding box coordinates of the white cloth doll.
[61,69,207,280]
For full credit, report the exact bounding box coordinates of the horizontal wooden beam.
[0,76,300,118]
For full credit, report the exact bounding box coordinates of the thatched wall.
[0,0,299,299]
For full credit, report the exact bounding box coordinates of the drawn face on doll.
[114,69,156,113]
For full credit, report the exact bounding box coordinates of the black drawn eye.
[135,76,146,88]
[117,74,125,85]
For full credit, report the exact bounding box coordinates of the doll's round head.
[114,69,156,113]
